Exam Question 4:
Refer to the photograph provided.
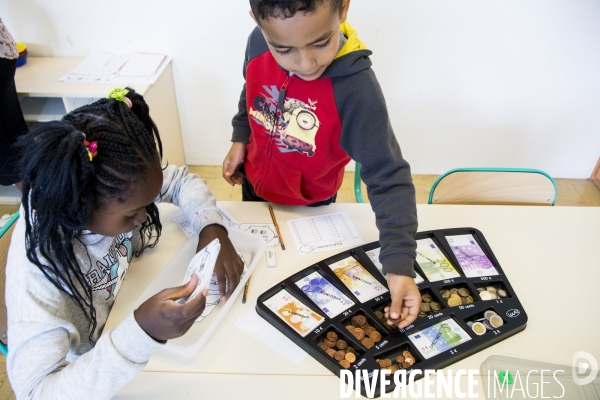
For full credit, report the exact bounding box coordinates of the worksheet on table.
[287,212,363,254]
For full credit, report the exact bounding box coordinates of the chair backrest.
[0,211,19,355]
[428,168,557,206]
[354,162,365,203]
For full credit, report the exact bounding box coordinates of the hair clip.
[107,88,132,108]
[83,137,98,161]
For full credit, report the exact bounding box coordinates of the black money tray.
[256,228,528,398]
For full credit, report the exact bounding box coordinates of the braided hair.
[18,88,163,342]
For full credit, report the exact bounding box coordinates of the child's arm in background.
[223,82,250,185]
[223,28,267,185]
[158,165,244,300]
[334,69,421,328]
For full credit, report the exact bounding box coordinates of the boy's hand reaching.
[134,275,208,342]
[222,142,247,185]
[384,274,421,329]
[198,224,244,301]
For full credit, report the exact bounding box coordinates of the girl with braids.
[5,88,243,399]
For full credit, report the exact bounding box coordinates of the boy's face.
[253,0,350,81]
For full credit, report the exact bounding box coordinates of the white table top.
[15,57,153,98]
[107,202,600,399]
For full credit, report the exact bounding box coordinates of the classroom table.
[106,202,600,399]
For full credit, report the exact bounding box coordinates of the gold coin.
[326,331,338,342]
[422,294,433,303]
[418,312,427,317]
[345,352,356,363]
[351,316,362,328]
[430,302,441,312]
[377,359,387,368]
[448,294,462,307]
[361,337,375,349]
[374,310,385,319]
[477,287,485,292]
[346,346,356,354]
[352,328,365,341]
[458,288,470,297]
[441,290,451,299]
[336,339,348,350]
[334,350,346,361]
[368,330,382,342]
[364,326,376,335]
[323,339,336,348]
[465,296,474,304]
[420,303,431,313]
[484,310,497,319]
[402,350,412,358]
[405,357,415,366]
[325,348,335,357]
[358,315,368,328]
[489,315,504,328]
[346,325,354,332]
[339,359,351,368]
[450,288,458,295]
[461,297,467,305]
[395,355,405,364]
[401,361,411,369]
[486,286,497,293]
[479,291,493,301]
[471,322,486,335]
[318,342,328,351]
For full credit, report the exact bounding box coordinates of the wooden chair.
[428,168,557,206]
[0,211,19,356]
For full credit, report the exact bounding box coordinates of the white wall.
[4,0,600,178]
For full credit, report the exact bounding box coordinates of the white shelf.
[19,97,66,122]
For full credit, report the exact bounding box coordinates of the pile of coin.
[376,349,416,375]
[467,310,504,335]
[318,331,359,368]
[440,287,474,307]
[477,285,508,301]
[374,307,397,331]
[418,293,443,317]
[345,314,383,349]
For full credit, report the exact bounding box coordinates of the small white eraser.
[266,249,276,267]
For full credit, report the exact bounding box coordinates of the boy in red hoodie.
[223,0,420,328]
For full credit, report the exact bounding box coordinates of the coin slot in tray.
[373,342,422,374]
[464,308,506,336]
[418,288,446,318]
[341,311,388,350]
[371,301,398,332]
[474,281,511,301]
[437,283,478,308]
[314,326,364,369]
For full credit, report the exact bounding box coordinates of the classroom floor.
[1,167,599,399]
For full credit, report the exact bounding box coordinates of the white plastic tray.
[134,227,265,358]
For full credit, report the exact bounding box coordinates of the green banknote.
[416,238,460,282]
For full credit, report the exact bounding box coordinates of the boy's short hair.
[250,0,343,21]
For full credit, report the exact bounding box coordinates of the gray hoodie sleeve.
[231,27,270,143]
[333,69,418,277]
[157,164,224,233]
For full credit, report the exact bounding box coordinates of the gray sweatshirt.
[6,165,223,399]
